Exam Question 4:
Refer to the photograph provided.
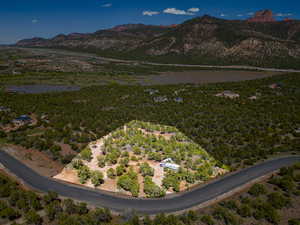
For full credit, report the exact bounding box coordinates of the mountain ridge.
[16,11,300,69]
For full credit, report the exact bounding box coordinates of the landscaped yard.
[55,121,227,197]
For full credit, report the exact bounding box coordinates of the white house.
[160,158,180,171]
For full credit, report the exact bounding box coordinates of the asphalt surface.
[0,149,299,214]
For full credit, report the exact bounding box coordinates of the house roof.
[14,115,32,121]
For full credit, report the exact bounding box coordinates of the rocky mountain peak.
[247,9,275,22]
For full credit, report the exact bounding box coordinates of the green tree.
[289,219,300,225]
[90,208,112,223]
[248,183,267,196]
[97,156,106,168]
[201,214,215,225]
[107,168,116,179]
[0,207,20,220]
[77,165,91,184]
[237,204,252,217]
[80,147,93,161]
[91,170,104,187]
[140,162,154,177]
[43,191,58,205]
[143,176,165,198]
[63,199,77,214]
[25,210,43,225]
[45,200,62,221]
[116,165,126,176]
[267,192,291,209]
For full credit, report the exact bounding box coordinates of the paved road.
[0,150,299,214]
[17,47,300,73]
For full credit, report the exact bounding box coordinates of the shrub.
[0,207,20,220]
[269,175,296,192]
[50,144,62,154]
[237,204,252,217]
[131,155,138,161]
[289,219,300,225]
[201,214,215,225]
[162,173,180,192]
[213,206,240,225]
[25,209,43,225]
[140,162,154,177]
[43,191,58,205]
[116,165,126,176]
[248,183,267,196]
[91,171,104,187]
[143,176,165,198]
[0,130,7,138]
[252,199,280,224]
[72,160,83,170]
[45,200,62,221]
[0,200,7,211]
[97,156,106,168]
[267,192,291,209]
[80,147,93,161]
[117,169,140,197]
[220,200,238,211]
[107,168,116,179]
[91,208,112,223]
[77,165,91,184]
[120,157,130,167]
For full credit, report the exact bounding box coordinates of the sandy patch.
[2,145,64,177]
[58,143,77,157]
[54,168,79,183]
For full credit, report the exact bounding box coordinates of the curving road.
[17,47,300,73]
[0,149,299,214]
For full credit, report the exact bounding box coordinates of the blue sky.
[0,0,299,44]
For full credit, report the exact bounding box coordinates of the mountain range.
[16,10,300,69]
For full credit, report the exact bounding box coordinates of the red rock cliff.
[247,10,275,22]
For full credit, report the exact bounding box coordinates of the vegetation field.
[0,73,299,172]
[57,121,227,197]
[0,47,279,87]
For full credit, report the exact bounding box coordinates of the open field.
[0,47,285,87]
[140,71,281,85]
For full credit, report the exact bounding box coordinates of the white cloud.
[276,13,293,17]
[188,8,200,13]
[237,14,244,17]
[31,19,38,24]
[143,11,160,16]
[247,12,254,16]
[163,8,194,15]
[220,13,226,17]
[101,3,112,7]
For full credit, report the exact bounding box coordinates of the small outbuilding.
[174,97,183,103]
[0,106,10,112]
[215,91,240,99]
[145,89,159,95]
[269,83,282,89]
[12,115,33,126]
[154,96,168,103]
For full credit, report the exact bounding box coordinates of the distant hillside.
[16,10,300,69]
